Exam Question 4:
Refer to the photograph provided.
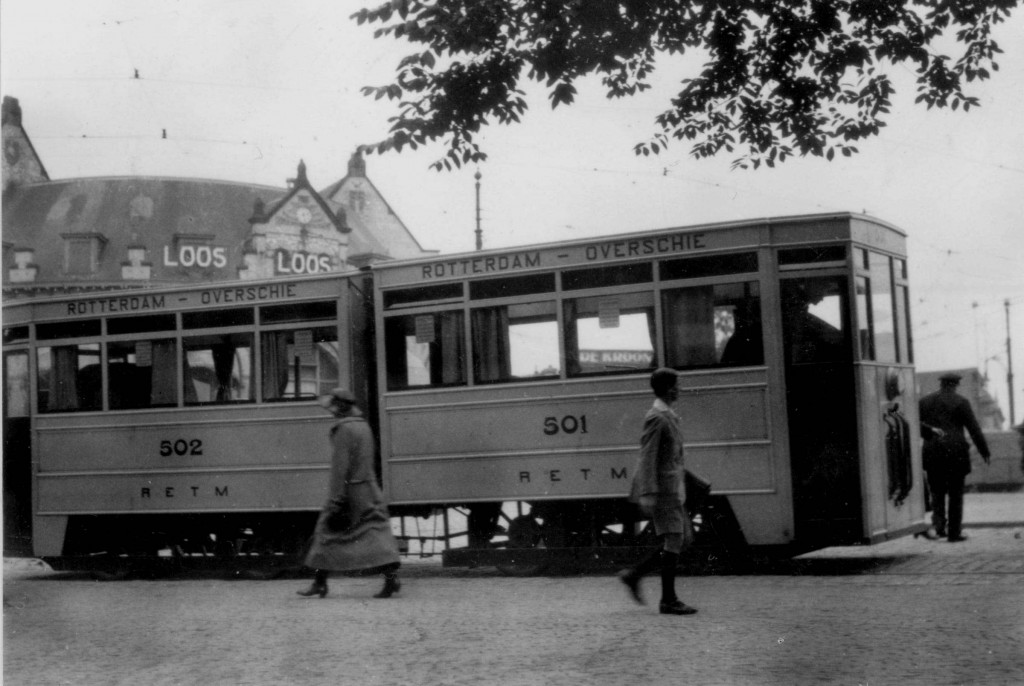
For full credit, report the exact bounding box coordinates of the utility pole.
[474,169,482,251]
[1006,299,1015,426]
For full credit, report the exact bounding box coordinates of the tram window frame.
[471,300,560,384]
[896,283,913,363]
[777,245,847,268]
[563,291,656,376]
[469,273,555,300]
[260,325,341,401]
[182,308,254,329]
[562,263,652,291]
[36,342,103,413]
[4,351,31,418]
[181,332,255,405]
[855,275,875,361]
[3,326,29,344]
[868,252,897,363]
[661,280,764,370]
[106,314,177,336]
[383,283,464,310]
[260,300,337,325]
[780,276,851,365]
[659,252,758,281]
[106,338,179,409]
[383,308,467,391]
[36,319,101,340]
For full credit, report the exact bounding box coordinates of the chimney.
[348,149,366,178]
[2,96,23,127]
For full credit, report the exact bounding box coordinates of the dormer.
[60,232,107,275]
[8,247,38,283]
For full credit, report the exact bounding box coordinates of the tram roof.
[370,212,906,273]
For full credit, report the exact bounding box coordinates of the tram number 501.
[160,439,204,457]
[543,415,589,436]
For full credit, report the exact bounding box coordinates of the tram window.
[3,326,29,344]
[870,253,897,362]
[469,273,555,300]
[36,319,101,340]
[662,282,763,369]
[107,314,177,335]
[182,333,254,404]
[262,327,340,400]
[472,301,560,383]
[182,308,254,329]
[383,283,463,309]
[36,343,102,412]
[562,263,652,291]
[896,284,913,363]
[778,246,846,266]
[856,276,874,360]
[4,352,31,418]
[660,252,758,281]
[260,300,337,324]
[781,277,849,364]
[107,339,178,409]
[384,312,466,390]
[564,292,655,376]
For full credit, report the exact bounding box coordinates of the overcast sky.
[2,0,1022,423]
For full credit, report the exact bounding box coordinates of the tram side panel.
[31,406,334,557]
[855,365,925,543]
[381,369,795,547]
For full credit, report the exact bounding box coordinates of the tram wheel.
[496,515,550,577]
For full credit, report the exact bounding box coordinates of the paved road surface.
[4,494,1023,686]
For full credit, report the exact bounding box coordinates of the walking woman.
[297,388,401,599]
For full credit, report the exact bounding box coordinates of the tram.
[2,213,926,575]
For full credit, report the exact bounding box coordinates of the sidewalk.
[962,489,1023,527]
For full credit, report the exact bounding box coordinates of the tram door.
[780,276,863,545]
[3,350,33,555]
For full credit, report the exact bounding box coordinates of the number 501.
[543,415,588,435]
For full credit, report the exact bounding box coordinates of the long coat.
[304,413,400,572]
[919,389,990,477]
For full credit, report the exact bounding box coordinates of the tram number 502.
[543,415,589,436]
[159,439,204,457]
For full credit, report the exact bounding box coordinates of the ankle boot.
[620,549,663,605]
[297,570,328,598]
[658,552,697,615]
[374,571,401,598]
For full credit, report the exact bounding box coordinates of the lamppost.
[1006,299,1015,426]
[474,169,482,251]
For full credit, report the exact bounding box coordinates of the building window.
[61,234,106,275]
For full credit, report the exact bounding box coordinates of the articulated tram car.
[2,213,926,574]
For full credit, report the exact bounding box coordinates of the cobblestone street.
[5,495,1023,686]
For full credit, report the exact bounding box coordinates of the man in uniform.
[919,372,991,542]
